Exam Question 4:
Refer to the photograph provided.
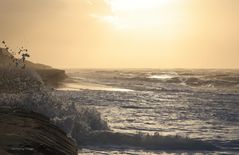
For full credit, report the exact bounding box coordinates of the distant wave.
[58,82,133,92]
[148,74,176,80]
[62,70,239,97]
[145,72,239,89]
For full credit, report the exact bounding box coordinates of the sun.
[101,0,182,32]
[108,0,171,12]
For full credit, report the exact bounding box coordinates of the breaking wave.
[80,131,218,151]
[0,90,219,151]
[148,74,177,80]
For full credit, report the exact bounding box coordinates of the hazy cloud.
[0,0,65,36]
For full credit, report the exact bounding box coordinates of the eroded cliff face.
[0,108,78,155]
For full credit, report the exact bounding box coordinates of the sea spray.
[0,67,220,151]
[0,67,108,145]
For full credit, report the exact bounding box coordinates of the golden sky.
[0,0,239,68]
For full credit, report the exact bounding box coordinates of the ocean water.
[59,69,239,154]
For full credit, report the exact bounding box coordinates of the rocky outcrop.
[0,48,67,87]
[36,69,67,87]
[0,108,78,155]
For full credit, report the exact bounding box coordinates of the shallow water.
[79,148,237,155]
[58,69,239,154]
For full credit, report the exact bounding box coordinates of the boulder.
[0,108,78,155]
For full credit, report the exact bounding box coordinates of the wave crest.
[80,131,218,151]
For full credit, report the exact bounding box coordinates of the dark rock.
[0,108,78,155]
[36,69,67,87]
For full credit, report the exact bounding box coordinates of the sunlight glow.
[101,0,186,38]
[101,0,185,32]
[108,0,171,12]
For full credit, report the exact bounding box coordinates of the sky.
[0,0,239,69]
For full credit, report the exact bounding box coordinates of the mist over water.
[58,69,239,154]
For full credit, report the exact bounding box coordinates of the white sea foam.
[57,82,134,92]
[148,74,175,80]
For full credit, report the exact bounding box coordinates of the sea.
[58,69,239,155]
